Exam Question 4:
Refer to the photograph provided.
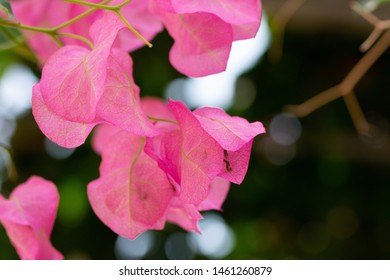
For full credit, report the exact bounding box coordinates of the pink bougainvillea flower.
[149,0,262,77]
[0,176,62,260]
[170,0,262,40]
[167,100,224,204]
[88,128,175,240]
[10,0,96,63]
[10,0,162,63]
[198,177,230,211]
[113,0,163,52]
[88,97,264,239]
[89,123,229,238]
[194,106,266,184]
[33,13,157,148]
[145,98,264,200]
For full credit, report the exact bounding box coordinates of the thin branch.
[343,91,371,136]
[351,2,390,51]
[284,3,390,137]
[285,30,390,117]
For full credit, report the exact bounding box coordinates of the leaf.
[194,106,265,151]
[0,4,9,19]
[87,132,174,239]
[32,83,95,148]
[0,176,63,260]
[168,100,223,204]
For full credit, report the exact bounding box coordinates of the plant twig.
[285,30,390,134]
[351,1,390,51]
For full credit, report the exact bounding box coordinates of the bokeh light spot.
[0,64,37,118]
[262,137,296,166]
[44,138,76,160]
[270,113,302,146]
[115,231,155,260]
[190,213,235,259]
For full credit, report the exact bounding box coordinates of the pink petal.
[0,221,63,260]
[219,141,253,184]
[10,0,69,62]
[39,13,126,123]
[167,199,202,233]
[194,106,266,151]
[144,129,182,185]
[96,49,158,137]
[32,83,95,148]
[168,100,223,204]
[0,176,63,260]
[168,13,233,77]
[171,0,262,40]
[149,0,233,77]
[114,0,163,52]
[87,133,174,239]
[92,124,123,155]
[198,177,230,211]
[141,97,176,128]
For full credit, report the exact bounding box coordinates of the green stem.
[115,10,153,48]
[65,0,131,11]
[65,0,116,11]
[148,116,178,125]
[52,0,112,31]
[115,0,132,9]
[0,26,24,48]
[57,32,94,49]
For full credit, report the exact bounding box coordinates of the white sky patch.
[0,64,38,118]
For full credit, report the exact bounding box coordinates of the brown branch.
[285,30,389,135]
[343,91,371,136]
[351,2,390,51]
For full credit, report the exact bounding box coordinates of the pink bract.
[88,98,263,239]
[33,13,157,148]
[0,176,62,260]
[170,0,262,40]
[167,100,224,204]
[10,0,163,63]
[88,128,175,239]
[149,0,262,76]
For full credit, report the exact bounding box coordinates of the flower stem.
[65,0,116,10]
[53,0,112,31]
[57,32,94,49]
[148,116,178,125]
[115,10,153,48]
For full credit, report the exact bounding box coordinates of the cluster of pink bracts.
[0,0,264,259]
